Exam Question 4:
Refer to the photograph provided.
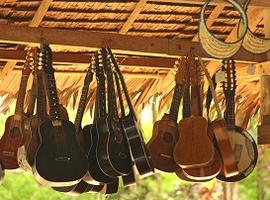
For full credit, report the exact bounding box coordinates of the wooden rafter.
[263,9,270,59]
[0,25,266,62]
[1,0,53,83]
[119,0,147,34]
[153,0,270,8]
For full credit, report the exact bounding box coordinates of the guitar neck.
[26,75,37,116]
[74,80,92,132]
[225,93,236,129]
[190,85,202,116]
[37,74,47,121]
[46,73,61,121]
[15,75,29,116]
[114,71,125,118]
[108,48,136,120]
[169,84,184,122]
[182,83,191,118]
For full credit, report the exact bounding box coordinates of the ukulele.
[217,59,258,182]
[147,58,186,172]
[0,49,33,170]
[108,47,154,176]
[33,44,88,187]
[173,53,215,168]
[114,70,136,186]
[86,51,117,184]
[53,56,106,194]
[96,48,132,177]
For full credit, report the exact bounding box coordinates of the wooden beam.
[192,4,225,41]
[153,0,270,9]
[119,0,147,34]
[0,49,176,69]
[0,25,266,62]
[1,0,52,82]
[263,9,270,59]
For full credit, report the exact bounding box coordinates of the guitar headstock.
[23,48,37,76]
[222,59,237,95]
[174,57,186,85]
[84,55,95,85]
[41,45,54,74]
[95,50,105,82]
[189,54,201,87]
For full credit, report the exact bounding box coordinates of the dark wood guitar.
[108,47,154,176]
[174,54,215,169]
[147,58,186,172]
[53,57,106,194]
[0,49,33,170]
[86,51,117,184]
[96,48,132,177]
[33,44,88,187]
[217,59,258,182]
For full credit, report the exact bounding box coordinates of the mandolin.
[147,58,186,173]
[0,49,33,170]
[33,44,88,187]
[217,59,258,182]
[174,53,215,168]
[95,48,132,177]
[86,51,117,184]
[108,47,154,176]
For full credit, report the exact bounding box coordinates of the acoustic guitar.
[86,51,117,184]
[173,53,215,169]
[147,58,186,173]
[217,59,258,182]
[18,48,39,171]
[95,48,132,177]
[0,49,33,170]
[108,47,154,176]
[33,44,88,187]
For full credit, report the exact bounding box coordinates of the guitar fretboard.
[46,73,61,121]
[15,75,29,116]
[37,73,47,122]
[169,84,184,122]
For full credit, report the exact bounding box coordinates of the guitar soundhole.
[118,152,127,159]
[55,156,71,162]
[163,132,173,143]
[52,134,65,144]
[10,127,20,139]
[113,127,123,144]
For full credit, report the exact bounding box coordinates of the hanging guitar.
[108,47,154,176]
[53,58,106,194]
[217,59,258,182]
[86,50,118,184]
[173,52,215,169]
[95,48,132,177]
[0,48,33,170]
[33,44,88,187]
[147,58,186,173]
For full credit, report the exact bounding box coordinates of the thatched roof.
[0,0,268,129]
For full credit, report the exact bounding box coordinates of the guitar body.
[174,116,215,168]
[147,114,179,172]
[0,115,25,169]
[16,114,37,171]
[217,126,258,182]
[121,114,154,175]
[211,119,239,177]
[96,116,132,176]
[34,120,88,186]
[26,116,41,167]
[86,124,116,184]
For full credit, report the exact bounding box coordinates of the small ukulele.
[33,44,88,187]
[108,47,154,176]
[147,58,186,172]
[0,49,33,170]
[96,48,132,177]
